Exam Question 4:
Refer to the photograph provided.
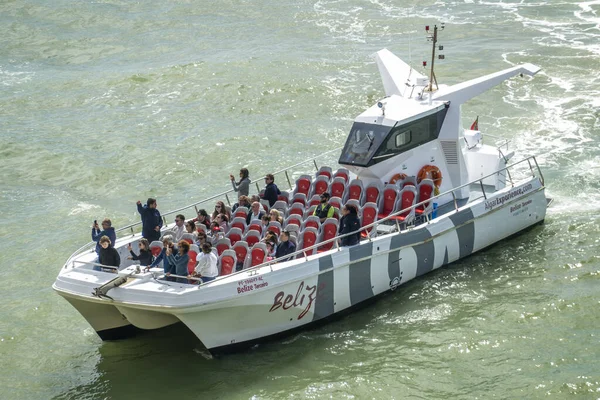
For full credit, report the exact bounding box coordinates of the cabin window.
[395,130,411,147]
[338,123,392,166]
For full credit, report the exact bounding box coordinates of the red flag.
[470,116,479,130]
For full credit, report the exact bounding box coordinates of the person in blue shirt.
[136,198,163,242]
[147,235,175,276]
[166,240,190,284]
[263,174,281,207]
[92,218,117,255]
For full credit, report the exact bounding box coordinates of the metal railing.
[70,155,543,288]
[65,147,343,266]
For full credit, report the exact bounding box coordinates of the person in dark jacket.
[137,198,163,242]
[275,231,296,262]
[166,240,190,284]
[262,173,281,207]
[195,209,211,230]
[246,201,265,225]
[92,218,117,255]
[339,205,361,247]
[97,236,120,272]
[127,238,153,266]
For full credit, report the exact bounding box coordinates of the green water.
[1,0,599,398]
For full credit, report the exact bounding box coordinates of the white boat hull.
[54,178,547,353]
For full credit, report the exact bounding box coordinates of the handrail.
[66,146,343,263]
[187,155,544,286]
[69,155,543,286]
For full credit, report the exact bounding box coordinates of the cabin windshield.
[339,105,448,167]
[338,123,392,167]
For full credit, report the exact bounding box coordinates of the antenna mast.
[424,23,445,92]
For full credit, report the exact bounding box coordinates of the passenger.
[195,209,211,230]
[266,241,276,261]
[230,168,251,197]
[147,235,175,275]
[136,198,163,243]
[246,201,265,225]
[231,195,251,213]
[185,220,198,240]
[172,214,186,241]
[262,173,281,207]
[212,201,230,221]
[269,209,283,224]
[191,243,219,283]
[196,230,208,247]
[260,214,271,234]
[215,213,229,233]
[275,231,296,262]
[250,195,261,204]
[127,238,153,266]
[92,218,116,255]
[210,222,224,245]
[313,192,336,223]
[166,240,190,284]
[263,230,279,246]
[97,236,120,272]
[339,204,361,246]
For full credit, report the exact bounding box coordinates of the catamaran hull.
[54,179,546,353]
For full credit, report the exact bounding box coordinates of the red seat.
[233,206,248,220]
[150,241,163,257]
[415,179,434,215]
[377,186,399,219]
[216,238,231,256]
[284,215,302,228]
[243,231,261,247]
[364,181,383,205]
[333,168,350,183]
[181,233,195,245]
[247,222,262,235]
[250,244,267,267]
[288,204,304,216]
[187,245,199,275]
[232,241,249,270]
[302,215,320,231]
[230,217,247,232]
[294,176,312,197]
[361,202,378,238]
[310,176,329,197]
[328,177,346,199]
[316,166,333,180]
[277,192,290,204]
[329,197,342,210]
[318,218,339,253]
[298,227,318,256]
[267,221,281,236]
[225,227,243,246]
[292,193,308,206]
[308,195,321,207]
[219,250,237,276]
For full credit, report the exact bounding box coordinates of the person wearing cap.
[312,192,336,223]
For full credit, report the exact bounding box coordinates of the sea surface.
[1,0,599,399]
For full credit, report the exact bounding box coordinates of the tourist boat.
[53,27,549,355]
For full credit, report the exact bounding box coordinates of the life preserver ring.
[389,173,407,184]
[417,165,442,187]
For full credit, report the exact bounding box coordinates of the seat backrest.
[397,186,417,217]
[361,202,378,231]
[316,166,333,180]
[288,203,304,216]
[285,223,300,238]
[417,179,434,206]
[345,199,361,213]
[298,227,318,255]
[310,176,330,198]
[328,177,346,199]
[272,200,288,216]
[225,227,243,246]
[215,238,231,256]
[194,223,207,235]
[248,243,267,268]
[278,191,290,205]
[232,241,249,268]
[402,176,418,188]
[301,215,321,231]
[233,206,249,219]
[283,215,302,229]
[344,179,364,203]
[181,233,195,244]
[246,219,263,235]
[150,241,163,257]
[293,175,312,197]
[378,185,399,215]
[219,249,237,276]
[308,194,321,207]
[187,245,199,274]
[318,218,339,252]
[267,221,282,236]
[230,217,247,232]
[243,230,261,247]
[304,205,317,219]
[329,197,342,210]
[291,192,307,206]
[364,181,383,205]
[160,230,175,241]
[259,199,270,212]
[333,168,350,183]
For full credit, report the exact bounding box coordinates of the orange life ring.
[389,173,407,184]
[417,165,442,187]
